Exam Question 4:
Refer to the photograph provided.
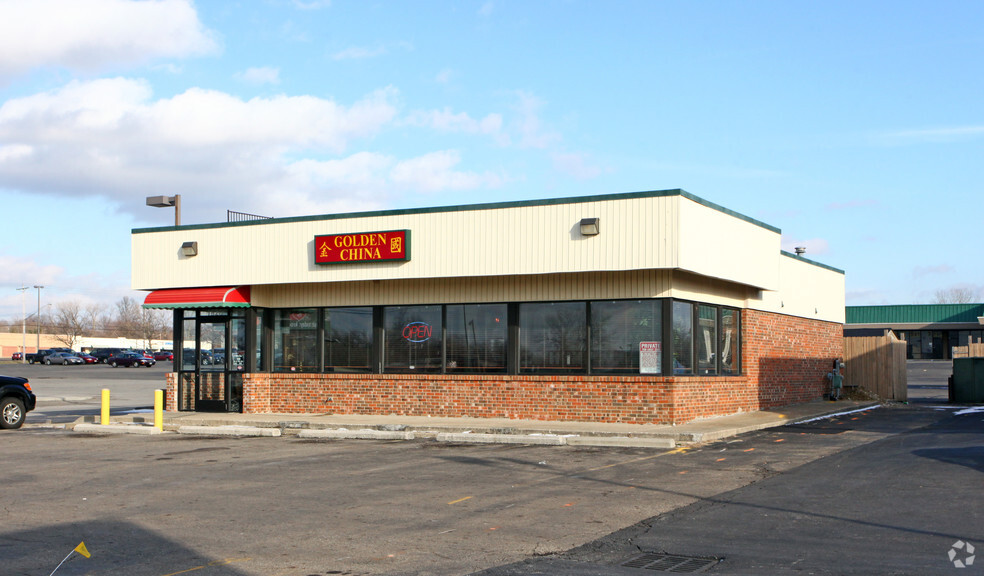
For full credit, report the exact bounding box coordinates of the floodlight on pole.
[146,194,181,226]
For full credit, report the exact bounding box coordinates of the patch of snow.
[792,405,882,425]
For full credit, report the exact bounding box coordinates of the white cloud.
[435,68,453,84]
[0,0,217,81]
[913,264,954,278]
[390,150,503,193]
[873,125,984,146]
[0,78,400,219]
[0,256,142,323]
[293,0,331,9]
[512,91,561,149]
[237,67,281,86]
[0,255,64,287]
[551,152,602,180]
[404,107,504,140]
[0,79,510,222]
[331,46,387,61]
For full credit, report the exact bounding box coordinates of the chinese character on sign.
[391,236,402,254]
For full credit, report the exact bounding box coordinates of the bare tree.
[113,296,143,338]
[932,287,978,304]
[52,301,91,349]
[137,308,172,348]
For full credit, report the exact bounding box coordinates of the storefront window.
[324,307,373,373]
[672,301,693,374]
[697,304,718,375]
[254,309,265,371]
[273,309,319,372]
[446,304,507,373]
[590,300,662,374]
[721,308,739,375]
[384,305,443,373]
[520,302,586,373]
[181,315,196,371]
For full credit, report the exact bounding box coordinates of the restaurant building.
[133,189,845,425]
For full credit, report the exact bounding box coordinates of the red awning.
[142,286,251,309]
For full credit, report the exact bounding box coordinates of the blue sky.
[1,0,983,322]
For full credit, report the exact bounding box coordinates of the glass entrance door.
[178,312,246,413]
[197,319,227,412]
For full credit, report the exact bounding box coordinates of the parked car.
[0,374,36,429]
[26,348,74,364]
[44,352,84,365]
[75,352,98,364]
[11,352,22,361]
[89,348,130,364]
[153,350,174,361]
[107,352,156,368]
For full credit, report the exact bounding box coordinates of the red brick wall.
[742,309,844,410]
[168,309,843,425]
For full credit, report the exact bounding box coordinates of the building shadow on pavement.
[1,520,252,576]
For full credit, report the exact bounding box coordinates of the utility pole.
[34,285,44,352]
[16,286,28,362]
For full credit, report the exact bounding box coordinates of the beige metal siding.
[133,195,690,289]
[747,254,845,323]
[131,192,844,323]
[252,269,677,307]
[677,199,780,291]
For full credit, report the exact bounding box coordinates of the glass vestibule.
[176,309,247,412]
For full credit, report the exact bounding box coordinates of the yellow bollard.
[100,389,110,425]
[154,389,163,431]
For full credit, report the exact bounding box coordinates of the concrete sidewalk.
[72,399,880,447]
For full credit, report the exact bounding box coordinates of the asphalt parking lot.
[4,403,951,576]
[1,360,170,422]
[2,359,975,576]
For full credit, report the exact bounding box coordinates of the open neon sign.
[402,322,432,342]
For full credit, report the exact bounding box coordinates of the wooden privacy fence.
[844,332,907,401]
[951,337,984,359]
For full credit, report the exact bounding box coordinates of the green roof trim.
[780,250,845,274]
[132,188,782,235]
[846,304,984,325]
[142,301,251,310]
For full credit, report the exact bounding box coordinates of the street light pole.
[146,194,182,226]
[16,286,28,362]
[33,285,44,352]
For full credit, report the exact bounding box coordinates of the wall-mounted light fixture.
[794,246,806,255]
[579,217,600,236]
[181,241,198,257]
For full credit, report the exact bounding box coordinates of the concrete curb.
[297,428,415,440]
[74,423,167,435]
[437,432,567,445]
[566,436,676,448]
[177,425,282,437]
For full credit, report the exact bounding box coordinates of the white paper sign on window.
[639,341,661,374]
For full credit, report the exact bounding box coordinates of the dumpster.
[950,358,984,403]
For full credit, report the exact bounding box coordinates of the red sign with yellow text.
[314,230,410,264]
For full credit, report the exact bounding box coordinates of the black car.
[106,352,156,368]
[89,347,130,364]
[1,375,36,429]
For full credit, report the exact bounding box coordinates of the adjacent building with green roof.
[846,304,984,360]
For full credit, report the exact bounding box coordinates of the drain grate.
[620,552,720,573]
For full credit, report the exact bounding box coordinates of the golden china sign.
[314,230,410,264]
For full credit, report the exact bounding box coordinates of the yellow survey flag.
[74,542,91,559]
